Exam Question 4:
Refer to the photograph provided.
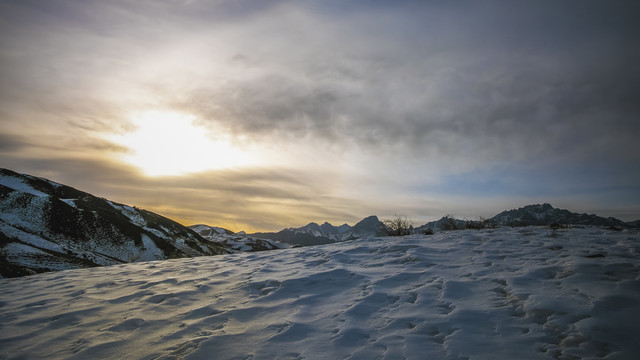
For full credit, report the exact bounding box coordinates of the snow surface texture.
[1,227,639,359]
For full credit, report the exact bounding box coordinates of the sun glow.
[111,110,254,176]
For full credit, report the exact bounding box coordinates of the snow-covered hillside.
[1,227,639,359]
[0,168,228,277]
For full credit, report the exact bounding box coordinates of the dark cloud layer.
[173,1,640,165]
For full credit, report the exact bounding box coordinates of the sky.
[1,0,639,232]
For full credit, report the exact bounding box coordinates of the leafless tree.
[383,214,413,236]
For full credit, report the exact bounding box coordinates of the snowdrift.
[1,227,639,359]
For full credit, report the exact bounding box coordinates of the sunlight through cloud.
[110,110,254,176]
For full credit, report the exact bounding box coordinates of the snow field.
[0,227,639,359]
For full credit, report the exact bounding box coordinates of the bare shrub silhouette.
[383,214,413,236]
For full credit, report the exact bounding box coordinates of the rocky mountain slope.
[490,203,631,227]
[414,203,637,233]
[0,168,233,277]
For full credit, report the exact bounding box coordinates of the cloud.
[1,148,363,231]
[155,0,640,176]
[1,0,639,228]
[5,1,637,163]
[0,133,28,152]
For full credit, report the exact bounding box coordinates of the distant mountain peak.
[250,215,385,246]
[525,203,553,210]
[188,224,282,253]
[491,203,627,227]
[352,215,384,233]
[414,203,635,233]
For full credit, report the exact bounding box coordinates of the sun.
[111,110,254,176]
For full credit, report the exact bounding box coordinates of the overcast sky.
[1,0,639,231]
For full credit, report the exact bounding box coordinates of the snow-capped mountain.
[297,221,350,239]
[490,203,630,227]
[349,215,387,238]
[0,168,232,277]
[189,224,283,252]
[251,215,386,246]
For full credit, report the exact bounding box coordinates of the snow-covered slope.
[189,224,284,252]
[1,227,639,359]
[0,168,229,277]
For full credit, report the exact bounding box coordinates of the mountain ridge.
[188,224,283,252]
[2,168,638,277]
[250,215,386,247]
[490,203,632,228]
[253,204,639,246]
